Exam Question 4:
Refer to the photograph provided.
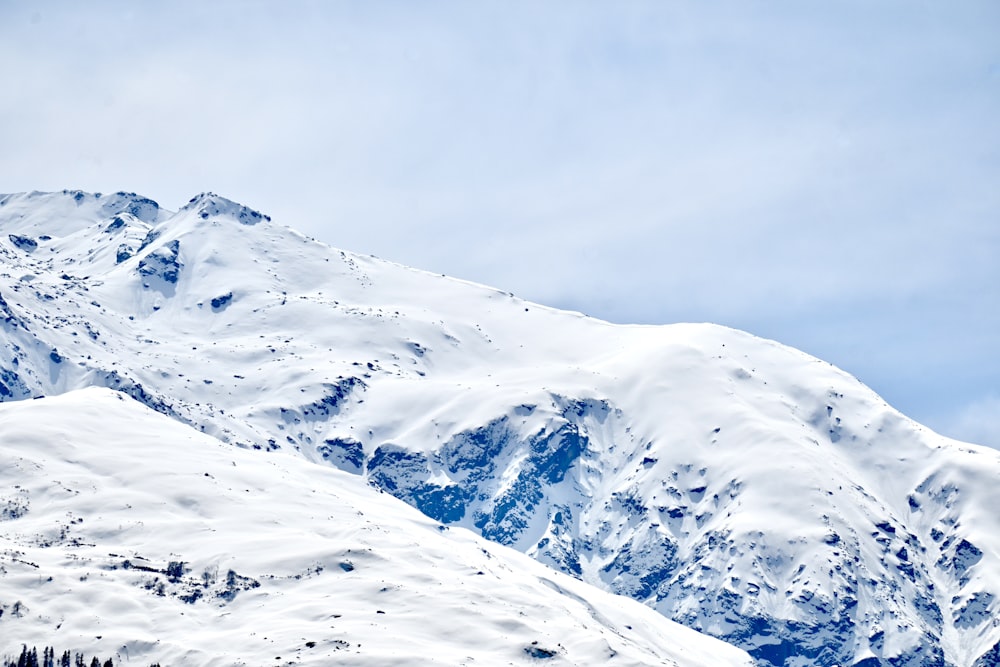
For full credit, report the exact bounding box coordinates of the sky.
[1,1,998,447]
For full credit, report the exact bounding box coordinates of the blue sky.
[2,1,998,447]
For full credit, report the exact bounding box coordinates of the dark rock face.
[359,407,594,547]
[475,423,585,545]
[0,291,22,328]
[319,438,365,473]
[955,592,995,629]
[103,216,127,233]
[8,234,37,252]
[0,367,31,400]
[600,529,678,600]
[210,292,234,311]
[709,614,860,667]
[951,538,983,575]
[361,400,614,550]
[974,640,1000,667]
[362,418,509,526]
[280,378,365,428]
[138,228,161,252]
[137,239,182,286]
[523,644,558,659]
[116,244,134,264]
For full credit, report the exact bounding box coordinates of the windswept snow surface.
[1,190,999,666]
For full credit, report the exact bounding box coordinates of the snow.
[1,190,999,666]
[0,388,751,667]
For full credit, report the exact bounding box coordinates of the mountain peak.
[97,191,162,223]
[179,192,271,225]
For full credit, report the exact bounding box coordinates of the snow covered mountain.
[1,190,998,667]
[0,388,751,667]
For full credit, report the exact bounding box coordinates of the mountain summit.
[178,192,272,225]
[1,191,998,667]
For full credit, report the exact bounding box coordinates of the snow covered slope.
[1,190,998,666]
[0,388,752,667]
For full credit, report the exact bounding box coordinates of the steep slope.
[1,190,998,666]
[0,388,752,667]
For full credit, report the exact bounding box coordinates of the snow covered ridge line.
[0,190,270,230]
[0,389,753,667]
[1,190,999,667]
[0,190,165,227]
